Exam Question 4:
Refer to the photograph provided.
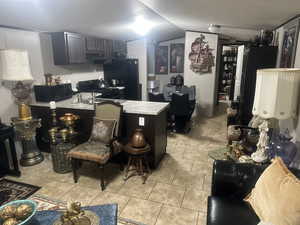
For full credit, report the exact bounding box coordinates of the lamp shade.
[0,49,33,81]
[252,68,300,120]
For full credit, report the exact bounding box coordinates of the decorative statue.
[251,120,269,163]
[60,202,91,225]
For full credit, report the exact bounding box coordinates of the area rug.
[29,195,146,225]
[0,178,41,206]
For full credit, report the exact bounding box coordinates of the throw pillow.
[90,118,116,144]
[245,157,300,225]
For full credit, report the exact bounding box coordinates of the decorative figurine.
[251,120,269,163]
[60,202,91,225]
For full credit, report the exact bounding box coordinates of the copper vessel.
[130,129,146,148]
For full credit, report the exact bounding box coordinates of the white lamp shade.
[252,68,300,119]
[0,49,33,81]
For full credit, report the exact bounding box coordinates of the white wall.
[0,28,44,124]
[127,38,148,101]
[155,38,185,92]
[184,31,218,117]
[275,20,300,142]
[0,28,105,125]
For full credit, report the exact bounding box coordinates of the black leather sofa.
[207,160,300,225]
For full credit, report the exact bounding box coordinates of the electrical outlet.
[139,117,145,126]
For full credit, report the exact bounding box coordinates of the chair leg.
[71,158,79,183]
[99,165,105,191]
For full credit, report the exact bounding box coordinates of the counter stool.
[123,143,151,184]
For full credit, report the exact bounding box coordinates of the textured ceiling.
[0,0,183,41]
[138,0,300,30]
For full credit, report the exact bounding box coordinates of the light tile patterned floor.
[6,105,227,225]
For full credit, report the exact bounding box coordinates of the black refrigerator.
[239,46,278,125]
[103,59,140,100]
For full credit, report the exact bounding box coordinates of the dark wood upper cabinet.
[51,32,86,65]
[113,40,127,57]
[51,32,127,64]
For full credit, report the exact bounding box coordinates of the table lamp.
[0,49,34,120]
[251,68,300,162]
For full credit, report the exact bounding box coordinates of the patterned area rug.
[29,195,146,225]
[0,178,41,206]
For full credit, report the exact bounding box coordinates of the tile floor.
[6,105,227,225]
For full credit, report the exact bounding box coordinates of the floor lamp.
[251,68,300,163]
[0,49,44,166]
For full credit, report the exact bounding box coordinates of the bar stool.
[123,143,151,184]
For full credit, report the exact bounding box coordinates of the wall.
[0,28,104,125]
[0,28,44,124]
[155,37,185,92]
[184,31,218,117]
[127,38,148,101]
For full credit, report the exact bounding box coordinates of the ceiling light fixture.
[130,16,155,36]
[208,24,221,33]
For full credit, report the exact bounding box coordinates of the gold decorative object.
[130,129,146,148]
[3,218,18,225]
[0,205,17,220]
[15,204,33,220]
[54,202,99,225]
[59,113,80,135]
[60,129,69,142]
[49,127,59,144]
[18,103,32,121]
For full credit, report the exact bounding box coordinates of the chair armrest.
[211,160,267,199]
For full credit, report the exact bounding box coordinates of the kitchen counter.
[30,97,169,116]
[30,96,169,168]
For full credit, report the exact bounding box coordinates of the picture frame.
[155,46,168,74]
[280,17,300,68]
[170,43,185,73]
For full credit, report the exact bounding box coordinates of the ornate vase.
[130,129,146,148]
[267,130,297,166]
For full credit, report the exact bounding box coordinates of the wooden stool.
[123,143,151,184]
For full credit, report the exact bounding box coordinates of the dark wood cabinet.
[51,32,127,64]
[51,32,86,65]
[113,40,127,57]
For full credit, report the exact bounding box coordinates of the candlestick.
[50,101,56,109]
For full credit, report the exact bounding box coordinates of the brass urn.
[59,113,79,135]
[130,129,146,148]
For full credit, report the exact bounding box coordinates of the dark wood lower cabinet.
[30,106,167,168]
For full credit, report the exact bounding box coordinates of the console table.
[0,124,21,178]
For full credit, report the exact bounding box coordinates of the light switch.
[139,117,145,126]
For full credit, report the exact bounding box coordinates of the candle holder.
[59,113,80,136]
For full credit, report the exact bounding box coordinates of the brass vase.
[59,113,79,135]
[130,129,146,148]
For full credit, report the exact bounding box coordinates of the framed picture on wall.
[155,46,168,74]
[170,43,185,73]
[280,18,300,68]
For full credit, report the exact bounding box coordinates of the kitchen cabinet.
[113,40,127,57]
[51,32,86,65]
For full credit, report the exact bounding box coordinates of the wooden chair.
[68,101,123,191]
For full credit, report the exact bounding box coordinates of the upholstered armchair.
[68,101,123,191]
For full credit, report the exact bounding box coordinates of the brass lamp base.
[18,103,32,121]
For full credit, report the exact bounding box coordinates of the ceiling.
[0,0,299,42]
[0,0,183,42]
[138,0,300,31]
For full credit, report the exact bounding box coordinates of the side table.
[123,143,151,184]
[0,124,21,177]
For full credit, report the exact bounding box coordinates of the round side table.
[123,143,151,184]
